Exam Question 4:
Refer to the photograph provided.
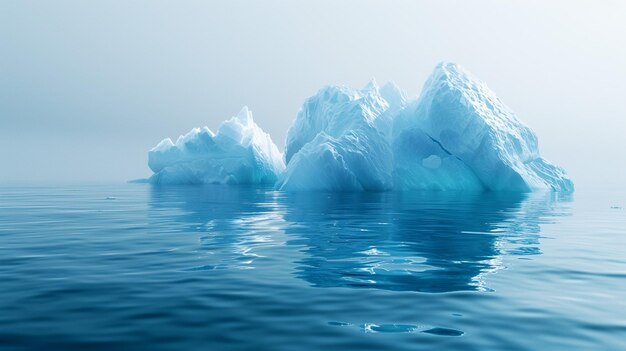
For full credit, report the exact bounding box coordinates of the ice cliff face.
[148,107,285,185]
[276,81,405,191]
[393,62,573,192]
[146,62,573,192]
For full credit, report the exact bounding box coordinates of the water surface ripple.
[0,185,624,350]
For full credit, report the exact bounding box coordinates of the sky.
[1,0,625,189]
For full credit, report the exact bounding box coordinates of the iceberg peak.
[235,105,253,124]
[363,78,379,92]
[379,81,407,111]
[393,62,573,192]
[278,81,395,191]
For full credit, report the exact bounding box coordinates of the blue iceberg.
[146,63,573,192]
[393,63,573,192]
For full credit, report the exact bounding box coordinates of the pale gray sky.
[1,0,625,189]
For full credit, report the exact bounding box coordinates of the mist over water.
[2,1,626,188]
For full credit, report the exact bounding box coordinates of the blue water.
[1,185,625,350]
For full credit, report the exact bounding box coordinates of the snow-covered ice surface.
[146,62,573,192]
[148,107,284,185]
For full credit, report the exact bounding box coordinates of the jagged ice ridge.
[148,106,284,185]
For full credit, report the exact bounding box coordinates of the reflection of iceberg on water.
[148,185,289,271]
[148,186,571,293]
[282,191,571,292]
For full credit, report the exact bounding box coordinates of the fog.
[2,0,625,189]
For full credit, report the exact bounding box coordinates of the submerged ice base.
[146,62,573,192]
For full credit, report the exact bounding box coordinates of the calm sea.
[0,184,624,350]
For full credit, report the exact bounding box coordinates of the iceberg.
[148,106,285,185]
[276,81,405,191]
[145,62,573,193]
[393,62,573,192]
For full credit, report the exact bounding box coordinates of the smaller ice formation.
[148,107,285,185]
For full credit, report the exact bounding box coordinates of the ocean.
[0,184,624,350]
